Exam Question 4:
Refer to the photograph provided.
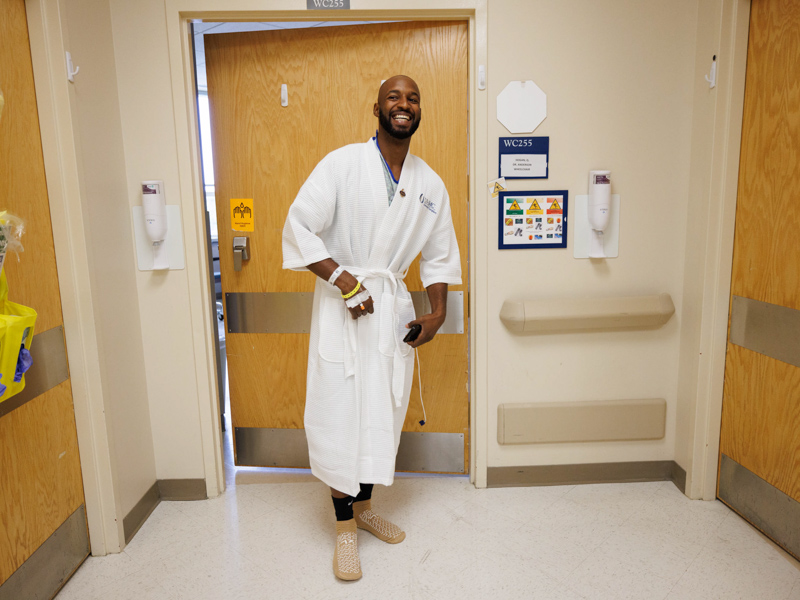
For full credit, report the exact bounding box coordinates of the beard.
[378,107,421,140]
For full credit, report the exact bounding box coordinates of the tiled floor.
[57,475,800,599]
[56,392,800,599]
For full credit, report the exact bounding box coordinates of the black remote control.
[403,324,422,343]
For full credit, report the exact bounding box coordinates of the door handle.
[233,236,250,271]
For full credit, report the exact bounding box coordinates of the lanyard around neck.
[374,133,400,185]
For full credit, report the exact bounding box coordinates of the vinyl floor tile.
[466,549,585,600]
[59,568,175,600]
[55,552,144,600]
[665,543,798,600]
[788,578,800,600]
[57,441,800,600]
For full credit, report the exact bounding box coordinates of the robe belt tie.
[339,267,408,408]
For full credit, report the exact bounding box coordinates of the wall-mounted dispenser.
[574,170,620,259]
[588,171,611,257]
[132,180,185,271]
[142,181,169,269]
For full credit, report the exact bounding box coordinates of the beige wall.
[52,0,746,502]
[107,0,206,481]
[487,0,698,466]
[60,0,157,517]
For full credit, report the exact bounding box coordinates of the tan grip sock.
[333,519,362,581]
[353,499,406,544]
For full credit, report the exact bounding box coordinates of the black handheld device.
[403,323,422,343]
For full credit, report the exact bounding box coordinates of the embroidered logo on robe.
[419,194,437,214]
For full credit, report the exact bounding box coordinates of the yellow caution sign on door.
[231,198,254,232]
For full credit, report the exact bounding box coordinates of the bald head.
[377,75,419,103]
[374,75,422,140]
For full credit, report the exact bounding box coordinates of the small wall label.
[498,136,549,179]
[307,0,350,9]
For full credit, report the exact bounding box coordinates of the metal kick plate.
[236,427,312,468]
[0,326,70,419]
[226,291,464,334]
[395,431,466,473]
[0,505,88,600]
[719,454,800,559]
[235,427,465,473]
[729,296,800,368]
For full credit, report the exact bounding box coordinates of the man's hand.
[305,259,375,320]
[337,273,374,320]
[346,293,374,320]
[404,312,445,348]
[405,282,448,348]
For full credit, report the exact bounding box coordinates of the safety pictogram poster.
[231,198,254,232]
[498,190,568,249]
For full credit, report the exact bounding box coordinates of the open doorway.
[191,19,401,479]
[191,20,470,480]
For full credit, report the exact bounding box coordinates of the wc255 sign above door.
[498,190,568,250]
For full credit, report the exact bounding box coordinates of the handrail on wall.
[500,293,675,333]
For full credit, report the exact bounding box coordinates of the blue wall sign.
[498,137,549,179]
[498,190,568,250]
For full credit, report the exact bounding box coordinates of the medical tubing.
[415,348,426,426]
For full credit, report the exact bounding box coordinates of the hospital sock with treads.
[354,498,405,544]
[331,495,355,522]
[333,519,361,581]
[354,483,373,502]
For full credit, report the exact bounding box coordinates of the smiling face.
[373,76,421,140]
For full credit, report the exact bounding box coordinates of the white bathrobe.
[282,139,461,496]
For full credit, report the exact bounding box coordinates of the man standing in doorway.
[282,75,461,580]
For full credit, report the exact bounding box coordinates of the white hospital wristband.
[328,266,345,286]
[345,289,371,309]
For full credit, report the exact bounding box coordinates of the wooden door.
[205,21,469,471]
[718,0,800,559]
[0,0,87,593]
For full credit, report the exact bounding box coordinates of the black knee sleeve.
[331,495,354,521]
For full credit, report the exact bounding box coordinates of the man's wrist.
[336,272,358,295]
[428,311,446,325]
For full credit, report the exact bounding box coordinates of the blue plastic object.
[14,345,32,382]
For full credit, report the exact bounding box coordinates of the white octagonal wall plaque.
[497,80,547,134]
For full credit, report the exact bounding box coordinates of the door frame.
[163,0,489,493]
[678,0,751,499]
[25,0,124,555]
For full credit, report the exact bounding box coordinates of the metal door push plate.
[226,291,465,334]
[729,296,800,368]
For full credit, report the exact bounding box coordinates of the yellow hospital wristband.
[341,281,361,300]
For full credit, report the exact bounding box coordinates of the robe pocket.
[318,296,346,363]
[379,292,416,358]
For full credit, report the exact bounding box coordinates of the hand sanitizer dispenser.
[142,180,169,270]
[574,170,620,259]
[588,170,611,258]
